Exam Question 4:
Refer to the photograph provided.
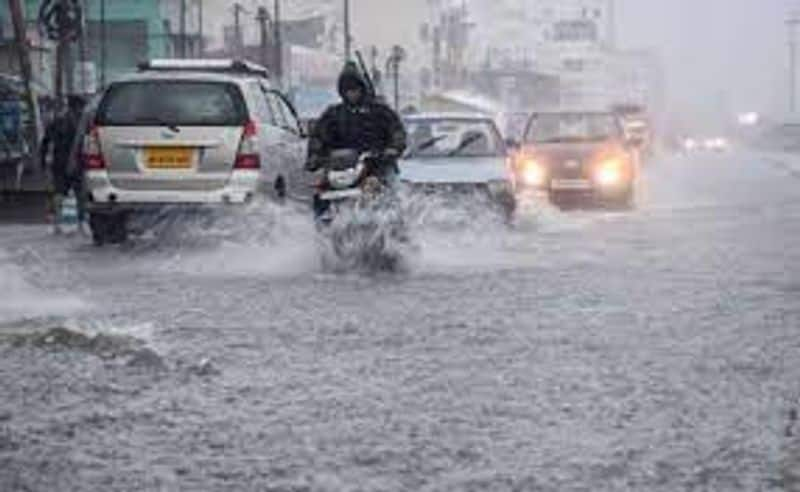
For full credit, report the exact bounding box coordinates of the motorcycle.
[314,149,411,272]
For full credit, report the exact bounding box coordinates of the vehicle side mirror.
[505,138,519,151]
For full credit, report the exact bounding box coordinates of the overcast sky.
[616,0,797,126]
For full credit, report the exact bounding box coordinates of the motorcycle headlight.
[328,164,363,189]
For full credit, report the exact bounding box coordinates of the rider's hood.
[337,62,369,101]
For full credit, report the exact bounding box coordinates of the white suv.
[85,59,307,245]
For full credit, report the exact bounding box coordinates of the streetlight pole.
[274,0,282,85]
[100,0,106,88]
[256,6,270,69]
[788,13,800,113]
[54,0,68,100]
[7,0,41,157]
[386,45,406,111]
[344,0,351,60]
[197,0,204,58]
[179,0,187,58]
[233,3,245,58]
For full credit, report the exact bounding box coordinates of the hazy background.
[616,0,797,129]
[204,0,798,128]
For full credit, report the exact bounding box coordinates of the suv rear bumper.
[86,170,260,210]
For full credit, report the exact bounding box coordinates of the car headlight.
[595,159,624,187]
[520,159,546,187]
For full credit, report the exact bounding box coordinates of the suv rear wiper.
[136,117,181,133]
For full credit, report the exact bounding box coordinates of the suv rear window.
[96,81,248,126]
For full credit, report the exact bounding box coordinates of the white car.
[85,59,307,245]
[401,113,516,217]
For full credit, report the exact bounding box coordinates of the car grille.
[549,159,588,179]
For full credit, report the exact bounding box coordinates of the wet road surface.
[1,150,799,491]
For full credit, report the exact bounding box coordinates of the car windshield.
[96,81,248,126]
[405,119,504,158]
[525,113,620,143]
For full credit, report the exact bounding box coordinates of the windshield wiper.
[447,133,484,157]
[409,135,448,155]
[535,136,608,144]
[136,117,181,133]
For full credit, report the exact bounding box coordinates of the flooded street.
[1,152,799,491]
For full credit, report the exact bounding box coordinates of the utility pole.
[233,3,245,58]
[274,0,282,85]
[78,0,88,93]
[370,45,381,87]
[197,0,204,57]
[100,0,106,88]
[54,0,68,100]
[343,0,351,60]
[386,45,406,111]
[256,6,270,69]
[179,0,187,58]
[7,0,41,157]
[788,13,800,113]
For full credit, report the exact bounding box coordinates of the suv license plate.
[146,147,193,169]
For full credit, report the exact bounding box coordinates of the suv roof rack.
[138,59,270,78]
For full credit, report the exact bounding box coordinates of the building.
[0,0,202,95]
[609,49,665,124]
[460,0,622,109]
[0,0,56,94]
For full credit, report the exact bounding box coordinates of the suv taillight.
[234,120,260,170]
[83,125,106,170]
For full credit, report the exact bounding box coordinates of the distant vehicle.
[85,59,307,245]
[513,111,637,208]
[613,103,654,157]
[702,137,730,152]
[401,113,516,218]
[622,118,653,155]
[681,136,730,153]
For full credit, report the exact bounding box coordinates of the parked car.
[84,59,307,245]
[401,113,516,219]
[513,111,638,208]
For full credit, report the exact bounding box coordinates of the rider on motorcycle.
[306,62,407,216]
